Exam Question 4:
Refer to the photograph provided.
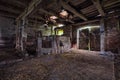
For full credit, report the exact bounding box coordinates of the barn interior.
[0,0,120,80]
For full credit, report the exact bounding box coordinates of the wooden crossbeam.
[0,5,21,14]
[39,9,74,23]
[0,0,26,9]
[39,9,55,16]
[31,15,45,21]
[66,0,71,3]
[0,10,18,18]
[103,0,120,7]
[92,0,105,16]
[73,19,99,26]
[60,0,88,21]
[16,0,42,20]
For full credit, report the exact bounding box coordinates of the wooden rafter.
[0,0,26,9]
[16,0,42,20]
[92,0,105,16]
[39,9,74,23]
[73,19,99,26]
[39,9,54,16]
[103,0,120,7]
[31,15,45,21]
[60,0,88,21]
[0,10,18,18]
[0,5,21,14]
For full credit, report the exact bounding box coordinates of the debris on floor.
[0,49,114,80]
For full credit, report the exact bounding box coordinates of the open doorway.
[77,26,100,51]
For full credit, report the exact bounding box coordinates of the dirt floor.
[114,54,120,80]
[0,49,114,80]
[0,49,20,62]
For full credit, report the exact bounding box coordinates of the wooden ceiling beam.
[0,10,18,17]
[16,0,42,20]
[73,19,99,26]
[39,9,75,23]
[103,0,120,7]
[0,0,25,9]
[28,19,42,24]
[0,5,22,14]
[92,0,105,16]
[66,0,71,3]
[39,9,54,16]
[7,0,26,7]
[0,13,17,19]
[46,0,57,8]
[60,0,88,21]
[31,15,46,21]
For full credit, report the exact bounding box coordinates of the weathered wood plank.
[16,0,42,20]
[92,0,105,16]
[60,0,88,21]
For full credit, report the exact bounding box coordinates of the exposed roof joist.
[39,9,55,16]
[39,9,75,23]
[0,10,18,18]
[31,15,45,21]
[0,0,26,9]
[16,0,42,20]
[60,0,88,21]
[0,5,21,14]
[92,0,105,16]
[73,19,99,26]
[103,0,120,8]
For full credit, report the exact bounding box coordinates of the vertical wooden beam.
[15,19,25,52]
[100,18,105,54]
[70,25,73,39]
[77,29,80,49]
[37,37,42,56]
[15,21,20,50]
[37,31,42,56]
[20,19,24,51]
[51,26,53,35]
[88,28,91,51]
[117,18,120,30]
[20,19,25,51]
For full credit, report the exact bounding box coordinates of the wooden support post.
[51,26,53,35]
[37,37,42,56]
[117,18,120,30]
[100,18,105,54]
[20,20,24,51]
[54,29,56,35]
[37,31,42,56]
[69,25,73,39]
[15,19,25,52]
[77,29,80,49]
[15,21,20,50]
[88,28,91,51]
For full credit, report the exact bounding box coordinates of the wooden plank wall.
[0,16,15,49]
